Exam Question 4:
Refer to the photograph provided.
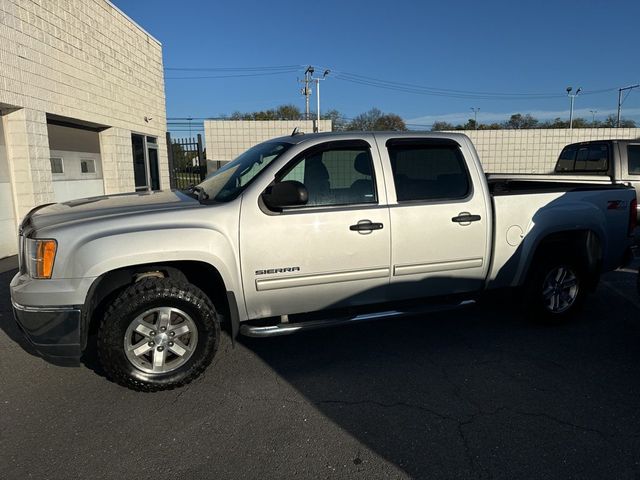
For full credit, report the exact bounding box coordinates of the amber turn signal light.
[34,239,57,279]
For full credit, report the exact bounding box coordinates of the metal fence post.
[166,132,176,190]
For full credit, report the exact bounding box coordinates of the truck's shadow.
[237,266,640,478]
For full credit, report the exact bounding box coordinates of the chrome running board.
[240,300,476,338]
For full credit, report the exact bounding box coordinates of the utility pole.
[313,70,330,132]
[470,107,480,130]
[301,66,314,120]
[566,86,581,130]
[589,110,597,124]
[617,84,640,127]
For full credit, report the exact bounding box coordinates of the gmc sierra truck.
[10,132,637,391]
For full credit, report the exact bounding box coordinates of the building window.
[80,159,96,173]
[50,157,64,174]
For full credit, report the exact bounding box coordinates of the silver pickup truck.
[10,132,637,391]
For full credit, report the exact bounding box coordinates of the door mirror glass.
[262,180,309,210]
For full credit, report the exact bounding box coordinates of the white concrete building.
[204,120,332,171]
[0,0,169,258]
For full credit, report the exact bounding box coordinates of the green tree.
[275,104,303,120]
[347,108,407,131]
[540,117,568,129]
[462,118,478,130]
[227,104,302,120]
[570,118,589,128]
[600,114,636,128]
[374,113,407,131]
[322,109,348,131]
[431,121,455,131]
[503,113,539,129]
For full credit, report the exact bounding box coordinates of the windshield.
[193,141,292,202]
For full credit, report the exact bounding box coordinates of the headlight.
[25,238,57,279]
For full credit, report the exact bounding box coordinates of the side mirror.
[262,180,309,210]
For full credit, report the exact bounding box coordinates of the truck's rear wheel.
[524,254,586,323]
[97,278,219,391]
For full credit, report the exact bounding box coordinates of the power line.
[166,69,300,80]
[165,64,304,72]
[328,68,618,100]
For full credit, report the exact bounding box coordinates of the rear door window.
[387,143,470,202]
[628,145,640,175]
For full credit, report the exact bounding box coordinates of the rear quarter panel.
[488,188,634,288]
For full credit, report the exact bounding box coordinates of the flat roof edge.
[105,0,162,46]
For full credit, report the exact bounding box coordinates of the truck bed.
[486,173,624,196]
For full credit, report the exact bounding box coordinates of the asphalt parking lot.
[1,258,639,480]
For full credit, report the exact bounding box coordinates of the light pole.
[314,69,330,132]
[470,107,480,129]
[566,86,581,129]
[617,84,640,127]
[589,110,597,124]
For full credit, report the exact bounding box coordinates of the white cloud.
[406,107,640,126]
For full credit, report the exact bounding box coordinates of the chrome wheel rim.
[542,266,579,313]
[124,307,198,374]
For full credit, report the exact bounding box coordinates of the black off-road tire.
[524,253,588,324]
[97,278,220,392]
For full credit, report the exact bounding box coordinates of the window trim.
[265,140,379,213]
[386,141,474,205]
[50,157,64,175]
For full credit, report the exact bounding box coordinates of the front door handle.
[350,220,384,232]
[452,213,481,224]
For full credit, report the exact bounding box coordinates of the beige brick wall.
[204,120,332,166]
[0,0,168,204]
[2,108,52,219]
[455,128,640,173]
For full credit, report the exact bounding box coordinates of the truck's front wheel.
[97,278,220,391]
[524,255,587,323]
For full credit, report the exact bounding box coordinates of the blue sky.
[114,0,640,129]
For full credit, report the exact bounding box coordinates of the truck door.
[377,136,491,300]
[239,139,391,319]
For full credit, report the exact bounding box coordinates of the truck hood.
[24,190,201,233]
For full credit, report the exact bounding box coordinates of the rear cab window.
[628,145,640,175]
[556,143,610,173]
[386,140,471,202]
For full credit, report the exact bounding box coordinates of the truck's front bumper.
[11,301,82,362]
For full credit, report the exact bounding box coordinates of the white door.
[239,140,391,319]
[377,136,491,300]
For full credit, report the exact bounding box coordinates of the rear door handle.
[350,220,384,232]
[452,213,481,224]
